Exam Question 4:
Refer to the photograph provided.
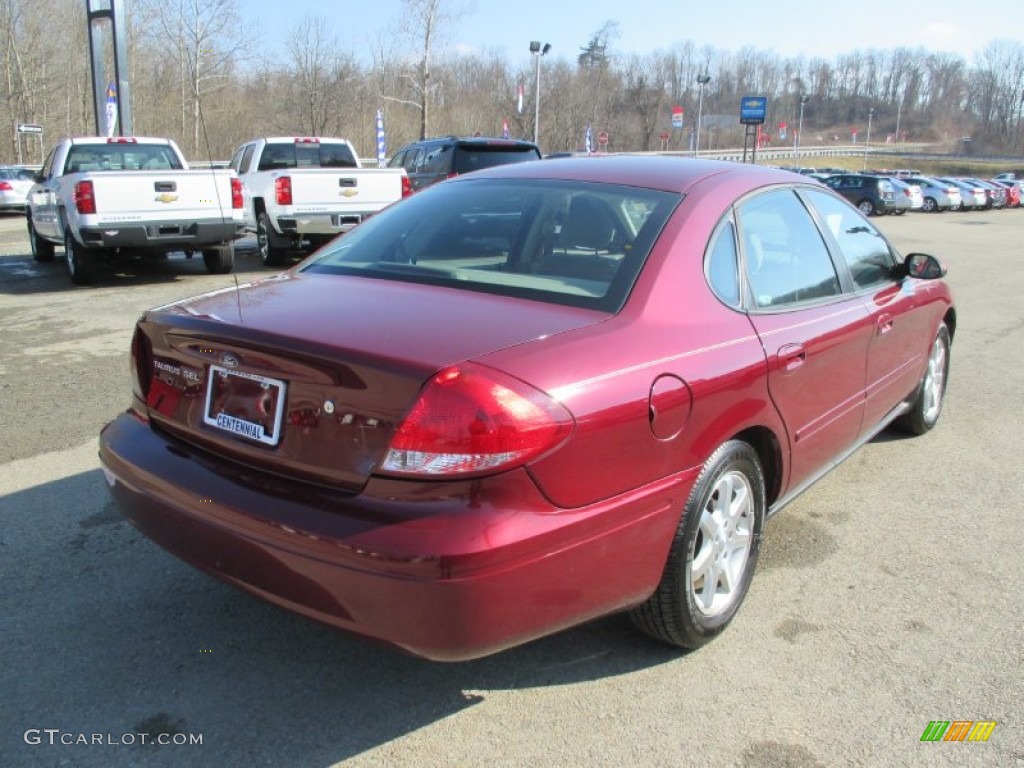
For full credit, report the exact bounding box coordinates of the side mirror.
[34,173,45,184]
[901,252,946,280]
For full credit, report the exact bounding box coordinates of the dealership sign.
[739,97,767,125]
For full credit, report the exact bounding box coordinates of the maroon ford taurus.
[99,156,954,660]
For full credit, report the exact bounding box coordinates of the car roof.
[457,155,804,194]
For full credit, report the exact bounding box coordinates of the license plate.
[203,365,286,446]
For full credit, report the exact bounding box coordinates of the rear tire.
[630,440,765,649]
[922,197,937,213]
[64,226,97,285]
[857,200,875,216]
[202,243,235,274]
[28,218,55,262]
[895,323,951,435]
[257,211,290,267]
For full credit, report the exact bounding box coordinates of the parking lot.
[0,208,1021,767]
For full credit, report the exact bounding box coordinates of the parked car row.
[811,170,1022,215]
[0,165,36,213]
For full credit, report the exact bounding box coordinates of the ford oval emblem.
[221,354,239,369]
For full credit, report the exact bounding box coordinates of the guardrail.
[650,143,934,163]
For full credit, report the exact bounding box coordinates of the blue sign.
[739,96,767,125]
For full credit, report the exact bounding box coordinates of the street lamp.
[863,107,874,169]
[794,95,809,158]
[694,71,711,157]
[529,40,551,146]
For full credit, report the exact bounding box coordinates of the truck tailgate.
[84,170,241,222]
[288,169,406,215]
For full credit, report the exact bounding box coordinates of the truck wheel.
[28,218,55,262]
[65,228,97,285]
[257,211,289,267]
[202,244,235,274]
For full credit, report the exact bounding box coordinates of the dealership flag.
[375,109,387,167]
[779,121,787,140]
[517,83,524,114]
[502,118,509,139]
[105,82,118,137]
[585,123,593,154]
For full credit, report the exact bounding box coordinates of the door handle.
[877,313,894,335]
[778,343,806,372]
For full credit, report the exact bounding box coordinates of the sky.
[243,0,1024,65]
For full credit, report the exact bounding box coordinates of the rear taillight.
[130,326,152,404]
[380,364,573,477]
[0,181,12,191]
[274,176,292,206]
[401,175,412,198]
[446,172,458,179]
[74,180,96,214]
[230,177,243,209]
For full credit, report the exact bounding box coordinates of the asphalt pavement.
[0,209,1021,767]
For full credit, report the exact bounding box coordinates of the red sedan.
[99,156,955,660]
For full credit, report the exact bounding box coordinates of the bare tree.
[138,0,252,156]
[381,0,466,139]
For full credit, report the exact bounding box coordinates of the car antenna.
[186,46,239,315]
[233,272,244,325]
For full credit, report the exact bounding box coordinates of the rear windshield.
[258,142,358,170]
[453,145,541,174]
[302,178,678,312]
[64,144,183,173]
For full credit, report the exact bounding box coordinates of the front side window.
[302,178,680,312]
[738,189,841,309]
[804,189,897,289]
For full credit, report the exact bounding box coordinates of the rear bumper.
[79,218,244,249]
[99,413,687,661]
[274,212,375,237]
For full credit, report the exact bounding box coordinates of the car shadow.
[0,243,273,296]
[1,466,684,768]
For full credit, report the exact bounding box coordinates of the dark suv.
[822,173,897,216]
[388,136,541,192]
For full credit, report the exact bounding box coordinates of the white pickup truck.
[27,136,245,285]
[229,137,410,266]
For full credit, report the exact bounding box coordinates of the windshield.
[453,146,541,173]
[258,142,358,170]
[301,178,678,312]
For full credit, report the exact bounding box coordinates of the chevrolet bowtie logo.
[340,189,358,198]
[155,193,179,203]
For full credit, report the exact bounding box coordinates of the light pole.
[863,107,874,169]
[794,94,809,158]
[694,71,711,157]
[529,41,551,146]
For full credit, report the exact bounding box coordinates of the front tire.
[28,217,55,262]
[64,226,97,285]
[256,211,290,267]
[857,199,875,216]
[631,440,765,649]
[202,243,235,274]
[921,197,937,213]
[895,323,951,435]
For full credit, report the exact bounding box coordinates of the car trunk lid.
[136,272,606,490]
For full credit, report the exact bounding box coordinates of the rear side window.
[302,178,679,312]
[706,219,740,307]
[454,145,541,174]
[738,189,841,309]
